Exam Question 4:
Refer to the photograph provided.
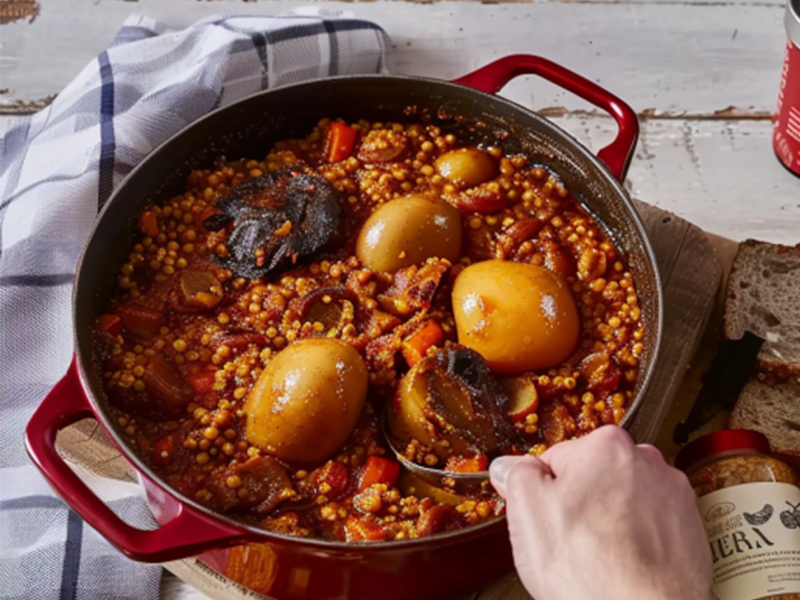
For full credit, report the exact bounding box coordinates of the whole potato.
[244,338,368,463]
[452,260,580,374]
[435,148,497,188]
[355,195,462,272]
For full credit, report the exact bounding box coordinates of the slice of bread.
[724,239,800,378]
[729,378,800,457]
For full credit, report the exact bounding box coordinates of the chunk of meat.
[171,270,224,312]
[116,304,164,340]
[417,504,460,537]
[378,260,449,317]
[211,331,267,351]
[539,404,577,447]
[109,355,192,420]
[206,456,296,514]
[298,460,351,500]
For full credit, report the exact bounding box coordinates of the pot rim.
[72,71,664,552]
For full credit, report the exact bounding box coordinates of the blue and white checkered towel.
[0,11,387,600]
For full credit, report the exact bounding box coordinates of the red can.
[774,0,800,176]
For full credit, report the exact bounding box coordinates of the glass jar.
[675,430,800,600]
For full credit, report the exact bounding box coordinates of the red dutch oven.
[25,55,663,600]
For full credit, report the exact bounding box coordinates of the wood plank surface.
[0,0,787,115]
[551,116,800,245]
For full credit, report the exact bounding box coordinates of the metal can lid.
[788,0,800,47]
[674,429,771,472]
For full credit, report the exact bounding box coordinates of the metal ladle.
[380,414,490,489]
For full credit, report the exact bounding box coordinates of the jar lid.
[674,429,772,472]
[788,0,800,47]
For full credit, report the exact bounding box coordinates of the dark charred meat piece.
[205,456,296,514]
[203,168,344,279]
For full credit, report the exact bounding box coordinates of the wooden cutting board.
[57,200,724,600]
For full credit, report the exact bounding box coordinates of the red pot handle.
[25,356,255,562]
[453,54,639,181]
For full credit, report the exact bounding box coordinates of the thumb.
[491,454,554,597]
[490,455,552,498]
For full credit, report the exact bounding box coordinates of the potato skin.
[434,148,497,188]
[355,195,462,272]
[452,260,580,375]
[244,338,368,463]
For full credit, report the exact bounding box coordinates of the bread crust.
[723,238,800,379]
[729,376,800,457]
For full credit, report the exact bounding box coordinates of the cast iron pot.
[26,55,664,600]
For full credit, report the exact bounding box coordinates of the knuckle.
[593,424,634,447]
[636,443,666,463]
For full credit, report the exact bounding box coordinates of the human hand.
[490,426,714,600]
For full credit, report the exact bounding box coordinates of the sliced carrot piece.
[98,313,122,335]
[344,516,387,542]
[153,434,176,467]
[325,122,357,163]
[138,210,160,237]
[359,456,400,491]
[401,320,444,367]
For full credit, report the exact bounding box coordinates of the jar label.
[697,482,800,600]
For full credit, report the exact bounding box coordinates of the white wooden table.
[2,0,798,598]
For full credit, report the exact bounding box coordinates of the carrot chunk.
[359,456,400,491]
[138,210,160,237]
[98,313,122,335]
[401,320,444,367]
[325,122,357,163]
[344,516,387,542]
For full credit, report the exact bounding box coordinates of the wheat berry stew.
[95,118,645,542]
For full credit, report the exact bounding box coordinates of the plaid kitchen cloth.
[0,10,387,600]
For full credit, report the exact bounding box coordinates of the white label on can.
[697,482,800,600]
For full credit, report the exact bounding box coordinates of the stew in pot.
[94,117,644,541]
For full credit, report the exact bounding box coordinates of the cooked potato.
[452,260,580,374]
[244,338,368,463]
[434,148,497,188]
[355,195,462,272]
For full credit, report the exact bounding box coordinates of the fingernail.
[489,456,515,494]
